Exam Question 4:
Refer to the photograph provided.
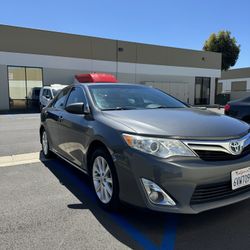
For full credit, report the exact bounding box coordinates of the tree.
[203,31,240,71]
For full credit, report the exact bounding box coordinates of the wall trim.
[0,51,221,78]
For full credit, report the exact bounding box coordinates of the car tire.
[41,129,52,158]
[90,148,120,210]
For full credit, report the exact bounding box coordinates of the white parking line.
[0,152,45,167]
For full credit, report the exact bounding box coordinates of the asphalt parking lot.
[0,111,249,250]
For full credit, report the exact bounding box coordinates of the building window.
[231,81,247,92]
[195,77,211,105]
[8,66,43,110]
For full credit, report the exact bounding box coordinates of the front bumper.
[113,149,250,214]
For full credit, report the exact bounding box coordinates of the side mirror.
[65,102,90,115]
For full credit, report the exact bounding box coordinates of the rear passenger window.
[66,87,87,107]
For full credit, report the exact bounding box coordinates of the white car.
[39,84,66,110]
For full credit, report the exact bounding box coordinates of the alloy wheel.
[42,131,49,156]
[92,156,113,204]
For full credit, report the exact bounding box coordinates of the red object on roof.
[75,73,117,83]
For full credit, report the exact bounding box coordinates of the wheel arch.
[86,139,112,174]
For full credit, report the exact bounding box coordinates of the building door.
[144,82,190,104]
[8,66,43,111]
[195,77,210,105]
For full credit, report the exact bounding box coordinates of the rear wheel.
[41,129,52,158]
[90,148,119,210]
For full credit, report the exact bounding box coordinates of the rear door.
[57,86,91,169]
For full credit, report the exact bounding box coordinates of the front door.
[45,87,70,154]
[57,87,90,170]
[195,77,211,105]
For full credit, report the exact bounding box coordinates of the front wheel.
[90,148,119,210]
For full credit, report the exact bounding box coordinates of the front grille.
[191,181,250,205]
[193,145,250,161]
[182,134,250,162]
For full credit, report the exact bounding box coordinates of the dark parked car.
[224,96,250,123]
[40,82,250,214]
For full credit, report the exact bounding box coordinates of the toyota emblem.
[229,141,242,155]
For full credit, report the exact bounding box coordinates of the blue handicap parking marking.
[50,160,178,250]
[110,213,178,250]
[160,215,178,250]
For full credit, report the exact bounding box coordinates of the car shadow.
[41,157,179,250]
[41,156,250,250]
[175,197,250,250]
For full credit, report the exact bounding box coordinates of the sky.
[0,0,249,68]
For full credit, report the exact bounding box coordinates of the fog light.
[149,191,159,201]
[141,178,176,206]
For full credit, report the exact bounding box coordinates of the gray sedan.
[40,83,250,214]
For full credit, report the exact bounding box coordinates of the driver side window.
[66,87,87,107]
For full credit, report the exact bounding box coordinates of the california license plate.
[231,167,250,190]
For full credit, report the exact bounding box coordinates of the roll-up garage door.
[144,82,190,104]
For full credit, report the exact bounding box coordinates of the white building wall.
[219,78,250,92]
[0,51,221,110]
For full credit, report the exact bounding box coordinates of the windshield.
[88,85,187,110]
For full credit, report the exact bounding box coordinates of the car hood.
[103,108,249,139]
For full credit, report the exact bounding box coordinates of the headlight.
[122,133,196,158]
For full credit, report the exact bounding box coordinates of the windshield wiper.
[148,105,184,109]
[101,107,137,111]
[147,105,168,109]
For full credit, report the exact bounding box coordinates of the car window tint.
[88,85,186,110]
[53,88,69,109]
[66,87,87,107]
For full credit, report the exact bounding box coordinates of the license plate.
[231,167,250,190]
